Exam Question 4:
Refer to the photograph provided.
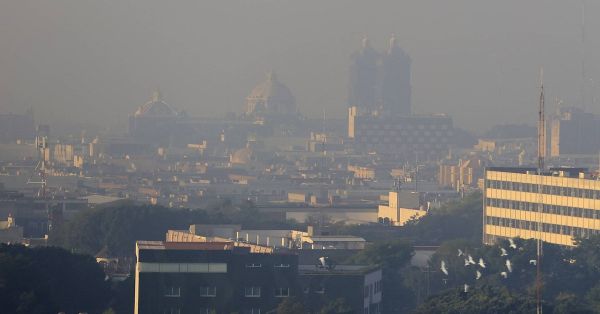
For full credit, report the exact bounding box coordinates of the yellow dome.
[246,72,296,116]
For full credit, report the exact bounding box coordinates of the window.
[246,263,262,268]
[164,286,181,297]
[275,287,290,297]
[200,286,216,297]
[199,309,215,314]
[274,263,290,268]
[244,309,261,314]
[245,286,261,297]
[163,308,180,314]
[315,286,325,294]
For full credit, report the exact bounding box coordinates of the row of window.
[486,180,600,200]
[357,135,449,144]
[357,123,450,130]
[164,286,290,298]
[486,198,600,219]
[164,308,260,314]
[485,216,600,237]
[364,280,382,299]
[244,263,290,268]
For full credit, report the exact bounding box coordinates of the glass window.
[164,286,181,297]
[275,287,290,298]
[245,287,261,297]
[200,286,216,297]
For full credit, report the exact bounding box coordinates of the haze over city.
[1,0,599,131]
[3,2,600,313]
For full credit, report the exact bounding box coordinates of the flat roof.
[137,241,234,251]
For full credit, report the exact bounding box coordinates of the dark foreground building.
[134,241,298,314]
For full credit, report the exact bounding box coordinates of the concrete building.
[550,107,600,156]
[439,155,490,190]
[381,35,411,116]
[483,167,600,247]
[348,37,379,112]
[348,107,453,159]
[134,241,299,314]
[378,190,427,226]
[299,264,382,314]
[0,108,35,143]
[0,214,23,244]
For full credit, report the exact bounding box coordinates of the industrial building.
[483,167,600,247]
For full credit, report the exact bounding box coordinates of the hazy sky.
[0,0,598,132]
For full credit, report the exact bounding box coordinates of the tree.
[276,297,306,314]
[0,244,111,313]
[319,298,353,314]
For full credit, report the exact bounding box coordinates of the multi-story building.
[483,167,600,247]
[134,241,299,314]
[550,107,600,156]
[439,155,490,190]
[299,264,382,314]
[348,107,453,159]
[378,190,427,226]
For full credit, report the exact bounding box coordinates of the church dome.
[246,72,296,116]
[134,91,178,117]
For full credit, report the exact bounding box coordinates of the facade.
[299,265,382,314]
[381,35,411,116]
[134,241,299,314]
[348,38,379,112]
[378,190,427,226]
[550,107,600,156]
[483,167,600,247]
[0,109,35,143]
[439,155,490,190]
[348,107,453,159]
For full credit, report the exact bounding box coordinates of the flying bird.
[508,238,517,249]
[464,284,470,293]
[506,259,513,273]
[441,261,448,276]
[500,272,508,279]
[529,260,537,266]
[478,258,486,268]
[476,270,482,280]
[464,259,470,267]
[500,247,508,256]
[468,255,476,265]
[458,249,464,257]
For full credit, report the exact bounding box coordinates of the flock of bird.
[439,238,538,293]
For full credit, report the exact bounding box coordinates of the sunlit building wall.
[483,167,600,247]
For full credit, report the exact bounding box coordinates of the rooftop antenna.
[536,67,545,314]
[581,0,586,109]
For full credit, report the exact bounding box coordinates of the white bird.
[464,259,470,267]
[506,259,513,273]
[478,258,486,268]
[464,284,470,293]
[500,272,508,279]
[458,249,464,257]
[508,238,517,249]
[529,259,537,266]
[500,248,508,256]
[468,255,476,265]
[441,260,449,275]
[476,270,482,280]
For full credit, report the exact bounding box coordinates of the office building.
[134,241,299,314]
[483,167,600,247]
[378,190,427,226]
[381,35,411,116]
[299,265,382,314]
[348,107,453,159]
[550,107,600,156]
